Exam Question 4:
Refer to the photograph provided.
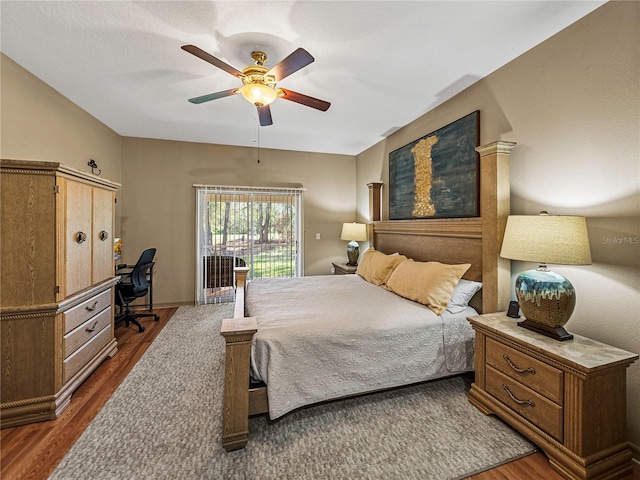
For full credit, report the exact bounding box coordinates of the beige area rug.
[49,304,535,480]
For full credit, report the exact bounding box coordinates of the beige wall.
[1,53,124,233]
[357,1,640,449]
[0,53,122,184]
[120,137,355,306]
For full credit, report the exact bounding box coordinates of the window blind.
[195,185,303,304]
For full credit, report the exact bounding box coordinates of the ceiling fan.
[181,45,331,126]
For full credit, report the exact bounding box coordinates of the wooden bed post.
[220,268,257,451]
[367,182,383,222]
[367,182,383,247]
[476,140,516,313]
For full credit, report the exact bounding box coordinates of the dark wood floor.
[0,307,177,480]
[1,307,638,480]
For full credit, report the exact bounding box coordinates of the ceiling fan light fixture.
[182,45,330,123]
[239,83,278,107]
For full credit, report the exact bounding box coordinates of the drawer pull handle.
[99,230,109,241]
[85,320,99,333]
[503,354,535,374]
[76,231,87,244]
[85,301,99,312]
[503,384,535,407]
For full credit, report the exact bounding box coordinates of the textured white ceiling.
[1,1,605,155]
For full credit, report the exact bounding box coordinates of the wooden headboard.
[369,140,515,314]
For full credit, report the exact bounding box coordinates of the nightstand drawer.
[486,337,563,404]
[486,365,563,442]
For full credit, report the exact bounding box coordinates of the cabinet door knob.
[99,230,109,241]
[76,231,87,244]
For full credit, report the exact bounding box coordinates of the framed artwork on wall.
[389,111,480,219]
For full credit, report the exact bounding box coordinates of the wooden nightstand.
[332,262,357,275]
[467,313,638,480]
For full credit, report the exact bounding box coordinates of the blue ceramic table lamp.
[500,211,592,341]
[340,222,367,266]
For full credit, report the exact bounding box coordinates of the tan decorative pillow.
[386,260,471,315]
[356,248,407,286]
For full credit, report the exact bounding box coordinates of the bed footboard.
[220,317,255,451]
[220,267,260,451]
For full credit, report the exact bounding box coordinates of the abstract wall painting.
[389,111,480,219]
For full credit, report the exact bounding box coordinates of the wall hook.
[88,159,101,175]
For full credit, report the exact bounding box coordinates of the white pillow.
[446,279,482,313]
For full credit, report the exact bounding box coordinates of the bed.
[248,273,478,420]
[220,140,516,451]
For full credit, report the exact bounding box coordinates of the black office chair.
[115,248,159,332]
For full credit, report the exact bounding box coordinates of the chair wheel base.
[116,312,154,333]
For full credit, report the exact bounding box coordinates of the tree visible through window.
[195,185,303,304]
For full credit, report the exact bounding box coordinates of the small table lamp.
[340,222,367,266]
[500,211,592,341]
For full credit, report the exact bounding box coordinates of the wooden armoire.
[1,160,121,427]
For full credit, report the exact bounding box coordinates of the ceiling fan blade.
[279,89,331,111]
[188,88,238,104]
[266,48,314,82]
[181,45,244,78]
[257,105,273,126]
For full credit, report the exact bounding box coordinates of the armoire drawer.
[63,306,111,358]
[486,337,563,404]
[64,289,111,334]
[486,365,563,442]
[63,325,112,383]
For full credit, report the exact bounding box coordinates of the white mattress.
[246,274,476,419]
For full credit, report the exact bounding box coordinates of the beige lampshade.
[500,213,592,265]
[340,222,367,241]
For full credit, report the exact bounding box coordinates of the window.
[195,185,303,304]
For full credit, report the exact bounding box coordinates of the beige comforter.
[246,274,475,419]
